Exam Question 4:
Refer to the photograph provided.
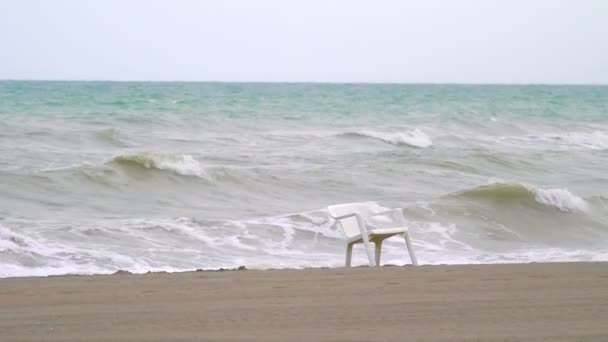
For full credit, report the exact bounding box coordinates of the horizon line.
[0,78,607,86]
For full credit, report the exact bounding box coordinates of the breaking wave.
[499,131,608,150]
[450,182,589,213]
[111,153,206,177]
[342,129,433,148]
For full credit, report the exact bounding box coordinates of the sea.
[1,81,607,278]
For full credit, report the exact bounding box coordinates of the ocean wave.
[342,129,433,148]
[498,131,608,150]
[0,204,430,278]
[2,196,608,278]
[449,182,589,213]
[111,153,207,178]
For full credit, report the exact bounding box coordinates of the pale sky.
[1,0,607,84]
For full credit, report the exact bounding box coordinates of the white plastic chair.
[328,202,418,267]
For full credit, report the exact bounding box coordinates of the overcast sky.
[1,0,607,84]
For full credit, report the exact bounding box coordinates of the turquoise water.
[1,81,607,277]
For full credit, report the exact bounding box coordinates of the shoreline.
[2,262,608,340]
[3,259,602,280]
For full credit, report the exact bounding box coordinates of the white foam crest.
[528,186,589,213]
[147,154,205,177]
[355,129,433,148]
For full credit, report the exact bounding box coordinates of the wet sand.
[1,262,608,341]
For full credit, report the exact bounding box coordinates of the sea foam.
[499,131,608,150]
[0,196,605,278]
[347,129,433,148]
[531,187,589,213]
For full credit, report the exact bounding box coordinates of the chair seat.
[347,226,407,243]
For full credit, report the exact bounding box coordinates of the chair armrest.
[331,212,358,221]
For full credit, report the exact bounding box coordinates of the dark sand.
[1,262,608,341]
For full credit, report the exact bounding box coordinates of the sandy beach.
[2,1,607,340]
[1,262,607,341]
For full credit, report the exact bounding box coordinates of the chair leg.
[404,233,418,266]
[345,243,354,267]
[374,240,383,266]
[361,235,376,267]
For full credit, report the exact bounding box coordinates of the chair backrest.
[327,202,385,238]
